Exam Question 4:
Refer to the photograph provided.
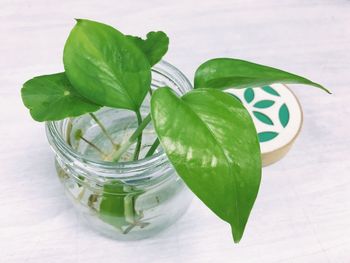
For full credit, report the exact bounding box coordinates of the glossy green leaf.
[253,100,275,108]
[228,93,242,104]
[21,73,100,122]
[253,111,274,125]
[194,58,330,93]
[151,87,261,242]
[244,88,255,103]
[127,31,169,66]
[63,19,151,111]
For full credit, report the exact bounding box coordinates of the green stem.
[133,111,143,161]
[111,114,152,162]
[66,118,73,146]
[80,135,108,158]
[145,138,160,158]
[89,113,117,147]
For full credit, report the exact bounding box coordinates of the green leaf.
[253,111,274,125]
[126,31,169,66]
[262,86,280,96]
[228,93,242,103]
[194,58,330,93]
[63,19,151,111]
[74,129,83,140]
[258,131,279,142]
[244,88,255,103]
[279,103,290,128]
[99,181,140,229]
[21,73,100,122]
[253,100,275,108]
[151,87,261,243]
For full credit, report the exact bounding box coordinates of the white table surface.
[1,0,350,262]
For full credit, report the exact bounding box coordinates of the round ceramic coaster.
[227,84,303,167]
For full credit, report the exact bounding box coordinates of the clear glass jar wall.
[46,61,193,240]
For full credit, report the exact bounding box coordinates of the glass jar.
[46,61,193,240]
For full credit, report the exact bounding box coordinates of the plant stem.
[80,135,108,158]
[66,118,73,146]
[145,138,160,158]
[89,113,117,148]
[111,114,152,162]
[133,111,143,161]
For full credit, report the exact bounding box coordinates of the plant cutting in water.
[21,19,329,243]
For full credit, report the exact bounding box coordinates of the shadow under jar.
[46,61,193,240]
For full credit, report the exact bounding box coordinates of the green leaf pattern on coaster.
[258,131,279,142]
[279,103,290,128]
[253,100,275,108]
[262,86,280,96]
[232,85,291,143]
[244,88,255,103]
[253,111,274,125]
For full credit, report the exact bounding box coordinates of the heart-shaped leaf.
[194,58,330,93]
[127,31,169,66]
[228,93,242,103]
[21,73,100,122]
[151,87,261,242]
[63,19,151,111]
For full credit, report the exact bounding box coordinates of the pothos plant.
[21,19,329,243]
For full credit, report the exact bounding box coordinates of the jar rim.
[45,60,192,178]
